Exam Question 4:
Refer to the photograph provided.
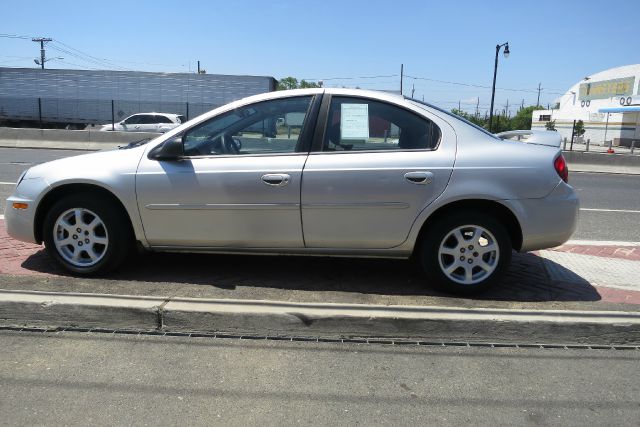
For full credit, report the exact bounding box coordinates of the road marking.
[0,215,4,220]
[0,182,16,185]
[580,208,640,214]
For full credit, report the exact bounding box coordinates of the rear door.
[301,95,456,249]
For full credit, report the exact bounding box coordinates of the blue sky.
[1,0,638,115]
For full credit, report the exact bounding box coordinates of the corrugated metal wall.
[0,68,276,124]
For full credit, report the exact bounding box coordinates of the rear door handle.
[404,171,434,185]
[261,173,290,187]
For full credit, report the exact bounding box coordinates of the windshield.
[406,97,499,140]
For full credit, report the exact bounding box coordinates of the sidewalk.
[1,219,640,344]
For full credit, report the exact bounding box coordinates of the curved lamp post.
[488,42,509,133]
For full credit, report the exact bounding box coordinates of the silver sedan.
[4,89,579,294]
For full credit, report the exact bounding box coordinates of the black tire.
[43,193,132,276]
[419,211,512,295]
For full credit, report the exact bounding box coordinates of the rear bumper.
[507,181,579,252]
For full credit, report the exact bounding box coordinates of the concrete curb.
[2,290,640,345]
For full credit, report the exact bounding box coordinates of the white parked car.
[99,113,186,133]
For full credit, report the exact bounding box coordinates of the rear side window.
[178,115,187,123]
[322,97,441,152]
[138,115,157,124]
[155,115,174,124]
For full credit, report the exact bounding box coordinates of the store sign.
[579,77,635,101]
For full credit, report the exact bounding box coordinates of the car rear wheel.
[43,194,131,275]
[420,211,511,295]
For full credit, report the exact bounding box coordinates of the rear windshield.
[407,97,499,140]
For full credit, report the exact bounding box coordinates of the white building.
[532,64,640,147]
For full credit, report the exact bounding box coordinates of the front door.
[136,95,319,248]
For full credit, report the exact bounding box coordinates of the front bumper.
[4,177,49,244]
[508,181,579,252]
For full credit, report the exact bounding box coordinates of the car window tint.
[123,115,141,125]
[141,115,158,124]
[183,96,313,156]
[155,115,173,124]
[322,97,441,152]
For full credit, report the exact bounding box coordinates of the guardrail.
[0,127,161,150]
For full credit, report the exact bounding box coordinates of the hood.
[25,145,146,182]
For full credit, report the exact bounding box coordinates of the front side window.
[183,96,313,156]
[323,97,441,151]
[123,115,141,125]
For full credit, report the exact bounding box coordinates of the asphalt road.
[1,330,638,426]
[0,147,639,242]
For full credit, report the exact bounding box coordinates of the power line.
[301,74,398,81]
[51,40,131,71]
[404,73,565,95]
[0,33,32,40]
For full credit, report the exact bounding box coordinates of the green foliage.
[277,77,321,90]
[450,104,544,133]
[574,120,585,136]
[510,105,540,131]
[450,109,486,128]
[277,77,299,90]
[299,80,321,88]
[545,119,556,131]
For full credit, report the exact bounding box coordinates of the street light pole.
[488,42,509,133]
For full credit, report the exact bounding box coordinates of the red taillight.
[554,154,569,183]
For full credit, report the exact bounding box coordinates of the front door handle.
[261,173,290,187]
[404,171,434,185]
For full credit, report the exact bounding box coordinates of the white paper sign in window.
[340,104,369,139]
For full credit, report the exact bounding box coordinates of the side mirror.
[148,136,184,160]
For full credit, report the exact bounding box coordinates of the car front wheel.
[420,212,511,295]
[43,194,131,275]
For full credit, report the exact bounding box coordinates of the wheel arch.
[34,183,136,244]
[413,199,523,255]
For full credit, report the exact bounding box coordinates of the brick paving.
[552,244,640,261]
[1,219,639,305]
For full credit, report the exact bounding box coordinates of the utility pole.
[400,64,403,95]
[521,98,524,110]
[536,82,543,106]
[476,98,480,117]
[505,99,509,117]
[458,100,461,112]
[32,37,52,69]
[411,83,415,98]
[197,60,200,74]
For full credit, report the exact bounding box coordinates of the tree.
[509,105,541,131]
[277,77,299,91]
[277,77,322,90]
[545,119,556,131]
[299,80,320,88]
[574,120,585,137]
[450,108,487,128]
